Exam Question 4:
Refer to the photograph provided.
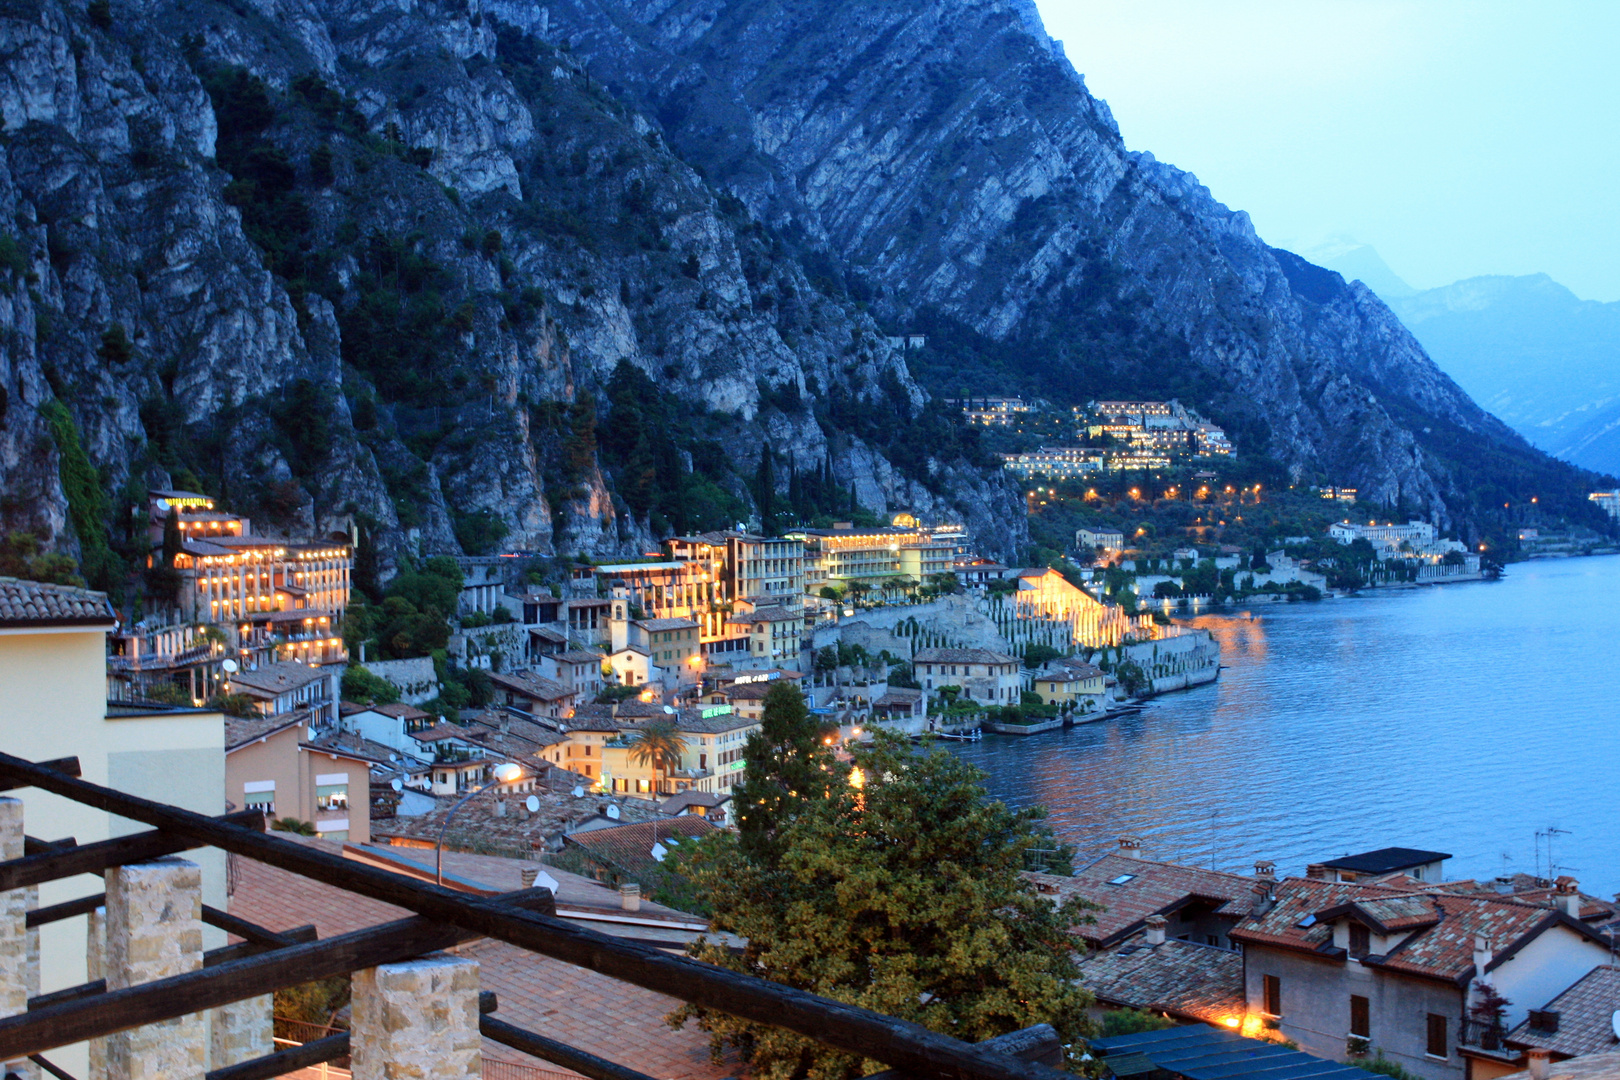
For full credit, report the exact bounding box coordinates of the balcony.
[1459,1018,1511,1054]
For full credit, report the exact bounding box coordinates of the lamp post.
[436,761,523,885]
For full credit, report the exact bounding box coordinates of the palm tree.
[627,719,689,796]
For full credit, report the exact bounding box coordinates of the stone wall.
[360,658,439,705]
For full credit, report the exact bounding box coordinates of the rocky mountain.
[0,0,1609,592]
[1306,239,1416,301]
[537,0,1606,533]
[1385,275,1620,478]
[0,0,1020,589]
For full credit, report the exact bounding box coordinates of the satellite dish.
[1611,1010,1620,1041]
[525,795,540,813]
[650,842,668,863]
[221,659,239,673]
[605,804,620,820]
[572,785,585,798]
[390,778,403,792]
[663,705,675,715]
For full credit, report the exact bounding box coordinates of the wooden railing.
[0,751,1065,1080]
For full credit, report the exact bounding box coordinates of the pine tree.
[730,682,836,864]
[754,442,777,533]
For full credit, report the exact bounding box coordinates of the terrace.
[0,751,1064,1080]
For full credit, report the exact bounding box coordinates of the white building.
[1077,527,1126,553]
[912,647,1023,707]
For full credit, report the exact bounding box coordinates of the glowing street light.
[436,761,525,884]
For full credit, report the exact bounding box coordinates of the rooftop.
[487,670,575,701]
[0,576,115,627]
[563,816,717,884]
[373,780,659,855]
[224,714,306,751]
[635,617,700,632]
[1507,965,1620,1058]
[1027,851,1253,947]
[913,647,1020,666]
[226,662,330,696]
[1090,1024,1368,1080]
[1320,847,1452,874]
[1497,1052,1620,1080]
[1079,937,1245,1025]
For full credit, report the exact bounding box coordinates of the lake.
[945,555,1620,895]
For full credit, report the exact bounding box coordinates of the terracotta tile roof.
[370,702,433,721]
[488,670,575,702]
[1039,662,1105,682]
[726,606,799,624]
[1508,965,1620,1057]
[912,647,1019,665]
[545,650,607,665]
[1232,877,1584,983]
[373,781,659,857]
[635,617,699,632]
[224,714,305,751]
[1079,937,1246,1024]
[301,730,403,767]
[226,839,739,1080]
[718,682,774,701]
[1026,852,1254,947]
[0,576,115,627]
[1442,875,1617,922]
[1496,1051,1620,1080]
[411,723,479,744]
[563,817,717,885]
[226,662,328,696]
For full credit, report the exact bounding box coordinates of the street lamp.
[436,761,523,885]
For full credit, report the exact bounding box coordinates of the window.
[316,784,348,811]
[1350,995,1369,1038]
[1427,1014,1448,1058]
[244,790,275,815]
[1348,922,1371,958]
[1264,974,1281,1016]
[1106,873,1136,885]
[1207,935,1220,947]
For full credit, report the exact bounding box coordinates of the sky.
[1033,1,1620,302]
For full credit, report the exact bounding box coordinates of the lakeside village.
[7,402,1620,1080]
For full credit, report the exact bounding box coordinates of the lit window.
[316,784,348,811]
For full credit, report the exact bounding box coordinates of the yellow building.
[1031,662,1108,705]
[726,605,804,669]
[790,525,956,593]
[598,706,760,797]
[632,617,703,686]
[0,576,227,1077]
[224,716,375,841]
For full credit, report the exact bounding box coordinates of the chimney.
[520,867,540,888]
[1144,915,1167,946]
[620,883,642,912]
[1254,860,1277,882]
[1473,935,1493,975]
[1527,1049,1551,1080]
[1118,836,1143,860]
[1306,863,1330,881]
[1494,876,1516,895]
[1250,881,1275,917]
[1554,876,1582,918]
[494,799,506,818]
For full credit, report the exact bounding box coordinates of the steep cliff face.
[541,0,1599,529]
[0,0,1027,579]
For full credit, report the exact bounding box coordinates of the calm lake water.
[946,555,1620,895]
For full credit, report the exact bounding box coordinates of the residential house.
[373,779,659,858]
[487,669,576,718]
[1502,965,1620,1070]
[1031,661,1108,708]
[1231,875,1617,1080]
[562,815,717,888]
[1079,914,1246,1026]
[1,576,227,1077]
[224,715,375,842]
[1026,838,1254,951]
[598,707,761,798]
[632,617,703,687]
[607,645,655,690]
[338,700,436,755]
[224,661,340,725]
[725,605,803,669]
[912,647,1022,706]
[659,791,731,824]
[1077,527,1126,553]
[1319,847,1452,884]
[538,649,607,700]
[869,686,926,722]
[702,680,774,721]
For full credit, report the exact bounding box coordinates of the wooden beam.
[0,757,79,792]
[482,1015,657,1080]
[0,811,266,891]
[27,925,322,1011]
[204,991,494,1080]
[204,1032,348,1080]
[859,1024,1063,1079]
[29,1054,78,1080]
[0,751,1070,1080]
[201,904,301,949]
[3,890,553,1057]
[25,892,103,929]
[23,836,76,855]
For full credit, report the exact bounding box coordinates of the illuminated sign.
[734,671,781,685]
[700,705,733,719]
[730,761,745,771]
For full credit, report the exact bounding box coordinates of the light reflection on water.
[945,555,1620,894]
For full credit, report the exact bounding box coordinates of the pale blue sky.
[1035,1,1620,301]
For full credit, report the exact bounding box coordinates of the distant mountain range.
[1313,245,1620,479]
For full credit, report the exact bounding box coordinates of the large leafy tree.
[730,682,838,863]
[671,729,1093,1079]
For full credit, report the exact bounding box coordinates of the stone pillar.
[210,996,273,1071]
[87,906,107,1080]
[0,797,37,1080]
[104,858,207,1080]
[351,955,481,1080]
